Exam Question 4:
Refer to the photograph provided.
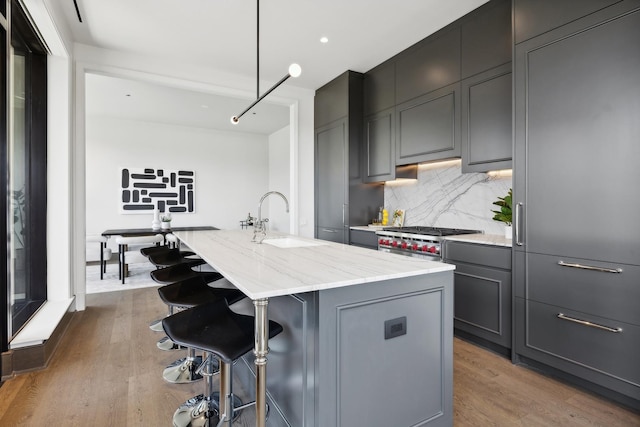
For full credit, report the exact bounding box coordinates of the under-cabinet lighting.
[417,159,461,171]
[487,169,512,178]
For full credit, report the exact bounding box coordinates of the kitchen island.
[174,229,455,427]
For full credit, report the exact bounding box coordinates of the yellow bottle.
[382,209,389,225]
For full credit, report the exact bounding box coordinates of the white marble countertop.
[174,229,454,299]
[443,233,512,247]
[350,225,384,232]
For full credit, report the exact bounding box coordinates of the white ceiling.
[62,0,489,134]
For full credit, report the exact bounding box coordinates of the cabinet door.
[461,64,512,173]
[461,0,512,79]
[363,61,395,116]
[395,27,461,104]
[453,263,511,349]
[396,83,461,165]
[315,120,346,232]
[514,0,622,44]
[364,108,395,182]
[314,74,348,128]
[514,8,640,264]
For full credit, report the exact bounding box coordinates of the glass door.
[3,0,47,341]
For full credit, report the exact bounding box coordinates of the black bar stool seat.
[158,277,245,384]
[141,245,195,258]
[147,248,205,269]
[150,263,221,285]
[149,262,223,343]
[163,299,283,427]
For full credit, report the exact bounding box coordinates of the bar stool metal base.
[149,318,164,332]
[157,336,185,351]
[172,392,242,427]
[162,355,218,384]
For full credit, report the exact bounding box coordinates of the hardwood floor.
[0,287,638,426]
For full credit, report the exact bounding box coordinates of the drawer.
[526,253,640,326]
[444,241,511,270]
[349,229,378,249]
[516,299,640,399]
[316,227,346,244]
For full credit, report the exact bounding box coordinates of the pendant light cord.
[256,0,260,99]
[230,0,301,124]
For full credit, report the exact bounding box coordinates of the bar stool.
[158,276,245,384]
[151,263,225,350]
[163,298,283,427]
[150,263,221,285]
[147,247,205,269]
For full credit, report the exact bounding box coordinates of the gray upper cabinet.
[363,63,396,182]
[361,0,512,174]
[395,27,461,105]
[363,61,395,116]
[395,83,461,165]
[315,71,383,243]
[514,0,623,43]
[364,108,395,182]
[461,63,512,173]
[461,0,512,79]
[314,72,350,128]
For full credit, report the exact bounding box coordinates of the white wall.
[74,43,316,237]
[86,116,272,241]
[267,126,291,232]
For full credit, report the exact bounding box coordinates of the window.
[2,0,48,349]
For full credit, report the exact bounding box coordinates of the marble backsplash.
[384,160,512,235]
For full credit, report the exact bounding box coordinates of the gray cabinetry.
[395,27,460,105]
[396,83,460,165]
[444,241,511,352]
[513,0,622,44]
[461,63,512,173]
[363,108,395,182]
[363,61,395,116]
[349,229,378,250]
[361,0,512,176]
[461,0,512,79]
[315,120,348,243]
[513,3,640,407]
[315,71,383,243]
[317,272,453,426]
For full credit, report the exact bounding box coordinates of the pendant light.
[230,0,301,124]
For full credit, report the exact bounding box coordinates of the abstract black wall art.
[120,167,195,214]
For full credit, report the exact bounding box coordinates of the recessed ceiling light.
[320,36,329,44]
[201,104,209,109]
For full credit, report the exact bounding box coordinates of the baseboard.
[1,308,76,380]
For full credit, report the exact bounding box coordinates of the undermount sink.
[262,237,326,248]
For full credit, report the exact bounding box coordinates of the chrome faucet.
[253,191,290,243]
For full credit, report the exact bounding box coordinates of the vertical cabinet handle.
[514,202,523,246]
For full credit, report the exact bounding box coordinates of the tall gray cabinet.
[513,0,640,409]
[315,71,383,243]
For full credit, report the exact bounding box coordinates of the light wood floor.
[0,288,638,426]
